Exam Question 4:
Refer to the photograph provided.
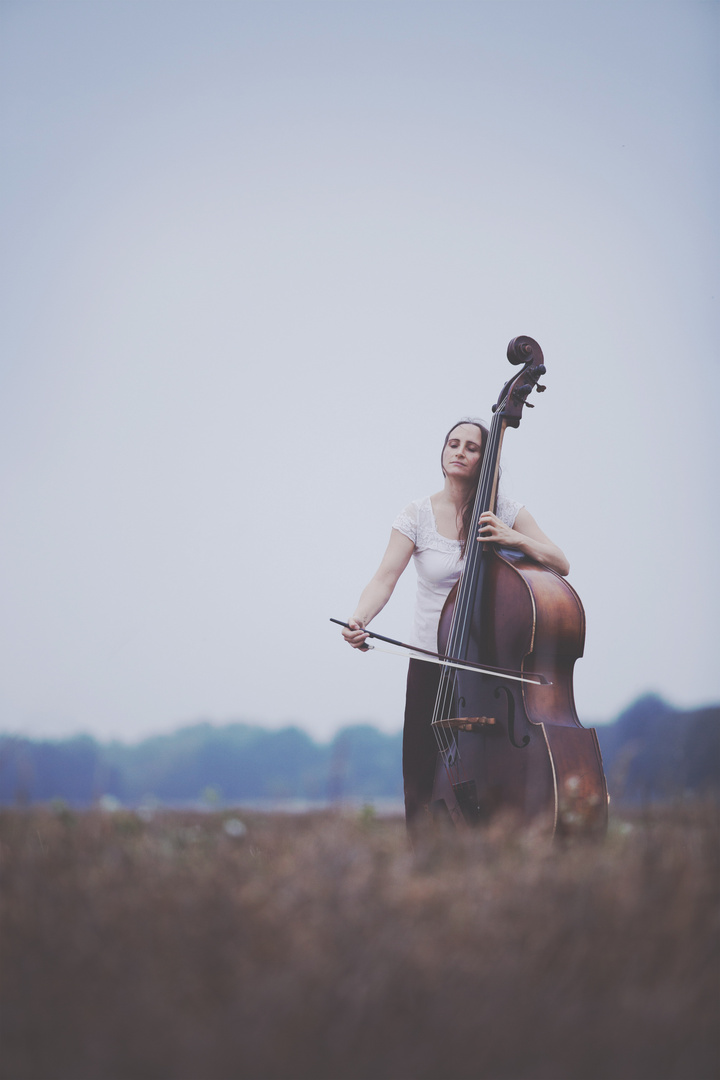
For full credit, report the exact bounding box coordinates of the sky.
[1,0,718,744]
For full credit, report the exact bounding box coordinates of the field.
[1,802,718,1080]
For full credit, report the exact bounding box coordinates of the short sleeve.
[497,492,523,528]
[391,501,418,544]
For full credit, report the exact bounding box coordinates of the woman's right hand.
[341,618,370,650]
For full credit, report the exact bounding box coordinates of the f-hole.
[494,685,530,749]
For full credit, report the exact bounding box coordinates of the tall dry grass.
[0,802,717,1080]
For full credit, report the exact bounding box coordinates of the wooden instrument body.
[432,548,607,836]
[429,336,608,837]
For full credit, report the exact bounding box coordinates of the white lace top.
[392,493,523,652]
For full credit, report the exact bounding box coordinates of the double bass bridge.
[432,715,497,733]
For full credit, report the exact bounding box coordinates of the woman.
[342,419,570,827]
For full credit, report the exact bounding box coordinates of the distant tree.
[327,726,403,800]
[596,694,720,802]
[101,722,331,802]
[0,735,122,806]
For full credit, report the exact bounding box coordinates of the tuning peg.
[512,383,535,406]
[536,383,547,392]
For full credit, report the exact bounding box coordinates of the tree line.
[0,694,717,807]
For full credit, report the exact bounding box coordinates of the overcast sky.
[1,0,717,743]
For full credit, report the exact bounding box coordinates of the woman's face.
[442,423,484,481]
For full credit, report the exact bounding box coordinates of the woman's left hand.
[477,511,521,547]
[477,507,571,576]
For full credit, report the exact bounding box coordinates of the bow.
[330,619,551,687]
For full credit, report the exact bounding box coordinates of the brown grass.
[0,802,718,1080]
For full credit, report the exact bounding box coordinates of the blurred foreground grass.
[1,802,718,1080]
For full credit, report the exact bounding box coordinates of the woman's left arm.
[478,507,570,576]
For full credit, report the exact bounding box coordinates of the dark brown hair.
[441,418,490,553]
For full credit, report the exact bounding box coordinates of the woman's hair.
[441,418,490,552]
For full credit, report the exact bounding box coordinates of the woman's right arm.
[342,529,415,649]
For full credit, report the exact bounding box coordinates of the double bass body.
[430,339,608,838]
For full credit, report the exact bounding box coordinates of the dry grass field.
[1,801,718,1080]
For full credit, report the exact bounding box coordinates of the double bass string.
[430,400,509,769]
[429,456,494,762]
[431,413,499,758]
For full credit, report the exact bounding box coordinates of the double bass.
[430,336,608,837]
